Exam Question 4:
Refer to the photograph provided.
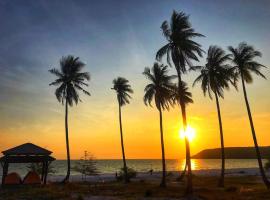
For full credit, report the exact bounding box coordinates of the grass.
[0,176,269,200]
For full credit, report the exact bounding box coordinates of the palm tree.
[156,10,204,195]
[112,77,133,183]
[192,46,236,187]
[171,81,194,190]
[143,62,174,187]
[228,42,269,188]
[49,55,90,183]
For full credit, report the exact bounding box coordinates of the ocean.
[0,159,267,177]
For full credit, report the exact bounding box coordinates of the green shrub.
[144,189,152,197]
[264,159,270,171]
[117,167,137,181]
[72,151,99,181]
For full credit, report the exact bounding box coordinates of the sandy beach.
[48,167,268,183]
[1,168,270,200]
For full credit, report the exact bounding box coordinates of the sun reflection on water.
[180,159,197,170]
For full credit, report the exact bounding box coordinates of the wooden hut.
[0,143,55,186]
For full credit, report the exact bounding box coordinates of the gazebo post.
[1,160,9,186]
[44,161,48,184]
[41,161,45,183]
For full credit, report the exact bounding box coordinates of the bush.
[27,163,56,176]
[116,167,137,181]
[264,159,270,171]
[77,194,84,200]
[72,151,99,181]
[144,189,152,197]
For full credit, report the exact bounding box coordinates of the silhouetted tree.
[156,10,204,195]
[143,63,174,187]
[112,77,133,183]
[192,46,236,187]
[73,151,99,181]
[49,55,90,183]
[228,42,269,188]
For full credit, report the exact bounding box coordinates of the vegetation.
[228,42,269,188]
[112,77,133,183]
[42,8,268,197]
[192,46,236,187]
[0,176,269,200]
[72,151,99,181]
[156,10,204,195]
[49,55,90,183]
[264,159,270,171]
[27,163,56,176]
[116,167,137,181]
[143,62,175,187]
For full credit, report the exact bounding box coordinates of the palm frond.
[49,55,90,106]
[112,77,133,107]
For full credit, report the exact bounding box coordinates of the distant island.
[192,146,270,159]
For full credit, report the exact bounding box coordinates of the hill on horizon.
[192,146,270,159]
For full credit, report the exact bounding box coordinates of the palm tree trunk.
[177,72,193,195]
[178,162,187,181]
[181,103,193,195]
[118,102,129,183]
[240,73,270,188]
[62,99,71,183]
[158,107,166,187]
[175,72,187,181]
[214,91,225,187]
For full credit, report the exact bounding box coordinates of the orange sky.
[1,71,269,159]
[0,0,270,160]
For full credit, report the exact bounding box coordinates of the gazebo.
[0,143,55,186]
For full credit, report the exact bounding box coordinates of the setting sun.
[179,125,196,141]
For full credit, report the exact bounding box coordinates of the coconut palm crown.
[112,77,133,107]
[171,81,193,107]
[192,45,236,98]
[228,42,266,83]
[156,10,204,74]
[143,62,175,110]
[49,55,90,105]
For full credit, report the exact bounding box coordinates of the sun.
[179,125,196,141]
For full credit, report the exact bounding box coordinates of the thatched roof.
[2,143,52,156]
[0,155,55,163]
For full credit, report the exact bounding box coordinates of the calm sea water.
[0,159,267,177]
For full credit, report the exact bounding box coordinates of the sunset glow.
[181,159,197,170]
[179,125,196,142]
[0,0,269,161]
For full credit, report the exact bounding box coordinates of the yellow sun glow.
[180,159,197,170]
[179,125,196,141]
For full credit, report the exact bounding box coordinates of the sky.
[0,0,269,159]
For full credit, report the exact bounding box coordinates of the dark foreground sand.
[1,168,270,200]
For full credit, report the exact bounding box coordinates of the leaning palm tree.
[49,55,90,183]
[112,77,133,183]
[156,10,204,195]
[143,62,174,187]
[228,42,269,188]
[171,81,193,186]
[192,46,236,187]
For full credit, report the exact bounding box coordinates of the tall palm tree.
[112,77,133,183]
[156,10,204,195]
[192,46,236,187]
[49,55,90,183]
[143,62,174,187]
[171,81,194,189]
[228,42,269,188]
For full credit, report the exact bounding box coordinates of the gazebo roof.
[2,143,52,156]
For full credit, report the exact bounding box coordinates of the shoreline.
[48,167,269,182]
